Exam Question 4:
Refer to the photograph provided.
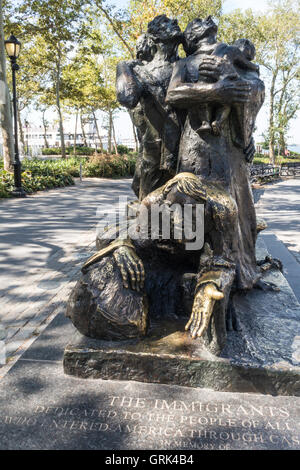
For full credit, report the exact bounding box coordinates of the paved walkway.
[254,178,300,302]
[0,178,134,372]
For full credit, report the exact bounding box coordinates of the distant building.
[0,117,136,158]
[22,119,103,152]
[21,119,136,155]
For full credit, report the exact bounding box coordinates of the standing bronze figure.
[66,15,268,357]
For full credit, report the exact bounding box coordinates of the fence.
[250,162,300,181]
[280,162,300,177]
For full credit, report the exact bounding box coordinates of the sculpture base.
[64,240,300,396]
[63,319,300,396]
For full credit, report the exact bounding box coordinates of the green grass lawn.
[253,153,300,165]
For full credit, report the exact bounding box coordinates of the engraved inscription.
[0,395,299,449]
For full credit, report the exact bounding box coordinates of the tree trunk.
[74,111,78,156]
[80,113,88,147]
[55,48,66,158]
[0,0,14,171]
[42,110,49,148]
[108,109,112,154]
[268,71,277,165]
[92,109,103,153]
[279,131,285,157]
[112,115,118,155]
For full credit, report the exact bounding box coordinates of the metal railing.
[250,162,300,181]
[280,162,300,177]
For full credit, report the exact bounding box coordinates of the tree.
[15,0,86,158]
[62,16,121,154]
[61,28,107,152]
[274,69,299,155]
[219,1,300,164]
[0,0,14,171]
[128,0,223,35]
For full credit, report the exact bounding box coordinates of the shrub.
[42,146,96,156]
[83,153,136,178]
[0,153,136,197]
[42,147,64,155]
[69,146,95,156]
[0,159,75,197]
[116,144,132,155]
[253,153,300,165]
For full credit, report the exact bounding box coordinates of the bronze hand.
[185,283,224,339]
[199,56,238,81]
[113,246,145,292]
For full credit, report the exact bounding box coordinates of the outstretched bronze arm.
[185,242,236,340]
[185,268,235,339]
[186,282,224,339]
[166,78,252,108]
[81,239,135,273]
[166,58,252,108]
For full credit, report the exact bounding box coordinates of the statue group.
[66,15,267,356]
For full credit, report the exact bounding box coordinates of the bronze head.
[183,16,218,55]
[147,14,182,44]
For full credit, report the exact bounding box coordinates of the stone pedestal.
[64,240,300,396]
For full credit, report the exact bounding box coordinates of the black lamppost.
[5,34,26,197]
[25,119,29,156]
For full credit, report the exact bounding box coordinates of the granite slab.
[0,359,300,450]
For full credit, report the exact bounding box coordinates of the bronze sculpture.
[116,15,183,199]
[166,16,265,293]
[66,15,268,356]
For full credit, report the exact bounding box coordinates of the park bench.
[251,162,300,183]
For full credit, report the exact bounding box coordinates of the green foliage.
[0,159,74,197]
[98,0,222,58]
[0,153,137,197]
[83,153,136,177]
[219,0,300,158]
[21,157,86,177]
[41,147,67,155]
[41,146,95,156]
[116,144,132,155]
[253,153,300,165]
